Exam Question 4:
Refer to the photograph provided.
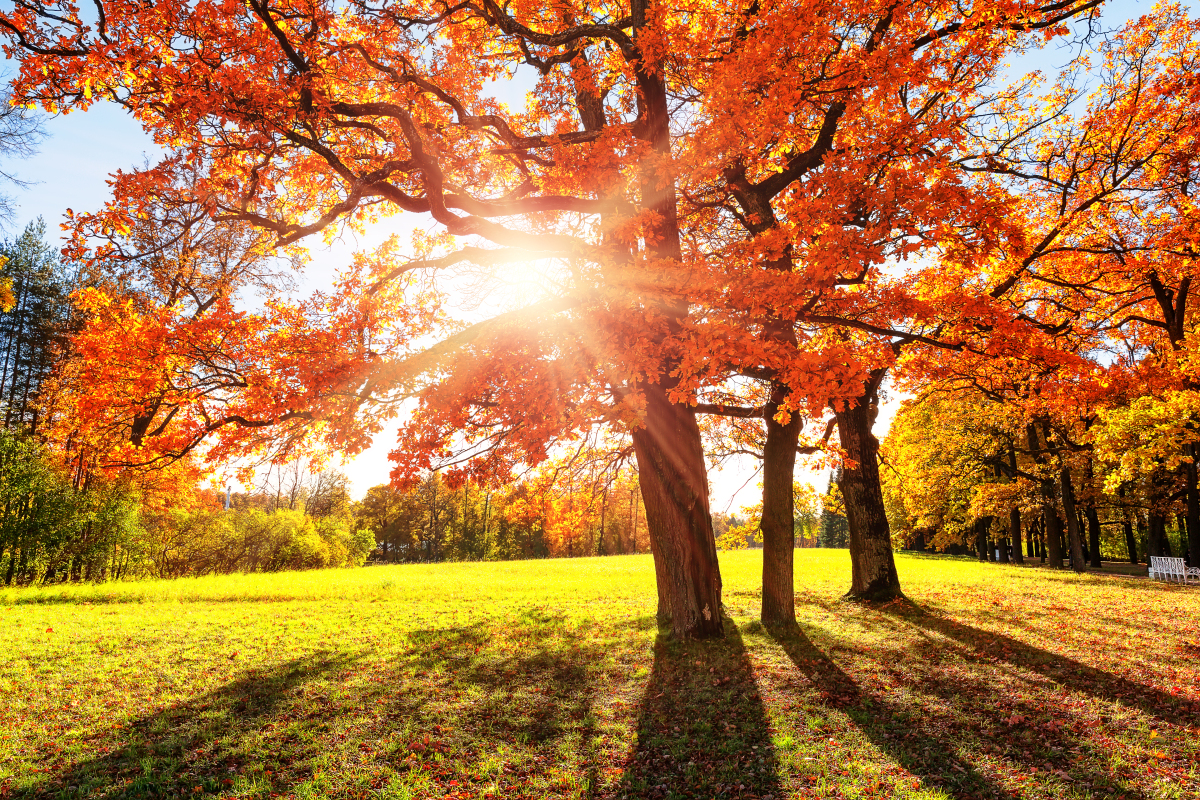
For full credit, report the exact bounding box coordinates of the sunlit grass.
[2,551,1196,799]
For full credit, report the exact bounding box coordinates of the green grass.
[2,551,1198,799]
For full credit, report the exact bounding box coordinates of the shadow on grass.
[771,597,1185,799]
[882,600,1198,724]
[18,615,613,800]
[18,653,358,799]
[769,620,1023,800]
[364,618,606,795]
[614,618,781,800]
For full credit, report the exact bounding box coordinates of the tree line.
[3,0,1197,640]
[882,389,1199,569]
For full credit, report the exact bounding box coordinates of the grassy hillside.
[2,551,1197,799]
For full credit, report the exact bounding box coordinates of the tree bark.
[631,379,723,639]
[974,518,990,561]
[1123,516,1138,564]
[1059,467,1087,572]
[1008,442,1023,564]
[1078,511,1089,562]
[834,389,902,601]
[1044,503,1064,567]
[1186,446,1200,566]
[625,0,723,638]
[760,386,802,626]
[1147,512,1167,559]
[1085,505,1102,568]
[1028,423,1062,568]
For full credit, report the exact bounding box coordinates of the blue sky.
[0,0,1168,505]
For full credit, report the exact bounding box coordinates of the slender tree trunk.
[1010,509,1023,565]
[1123,516,1138,564]
[483,492,491,556]
[631,380,723,639]
[1060,467,1086,572]
[1009,443,1024,564]
[760,385,802,626]
[597,488,607,556]
[834,389,902,601]
[1085,506,1102,568]
[1081,459,1103,568]
[3,279,27,428]
[1078,511,1089,561]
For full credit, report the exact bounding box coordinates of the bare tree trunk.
[760,386,801,625]
[631,379,723,639]
[1008,437,1023,563]
[1085,506,1103,568]
[1123,515,1138,564]
[834,387,902,602]
[1059,467,1087,573]
[1010,508,1023,565]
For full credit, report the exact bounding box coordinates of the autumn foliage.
[2,0,1200,635]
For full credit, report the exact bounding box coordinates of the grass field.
[1,551,1198,800]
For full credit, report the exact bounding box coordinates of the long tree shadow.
[770,616,1150,800]
[880,600,1197,724]
[19,652,359,799]
[614,618,782,800]
[769,621,1021,799]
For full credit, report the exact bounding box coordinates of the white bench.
[1149,556,1200,584]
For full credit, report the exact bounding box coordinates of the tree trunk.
[1147,512,1167,559]
[1009,450,1024,565]
[974,518,990,561]
[1044,502,1064,567]
[631,379,723,639]
[625,0,723,637]
[1085,506,1102,568]
[1123,516,1138,564]
[1186,444,1200,567]
[834,391,902,601]
[1028,423,1062,568]
[1059,467,1086,572]
[1078,511,1089,562]
[759,386,801,626]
